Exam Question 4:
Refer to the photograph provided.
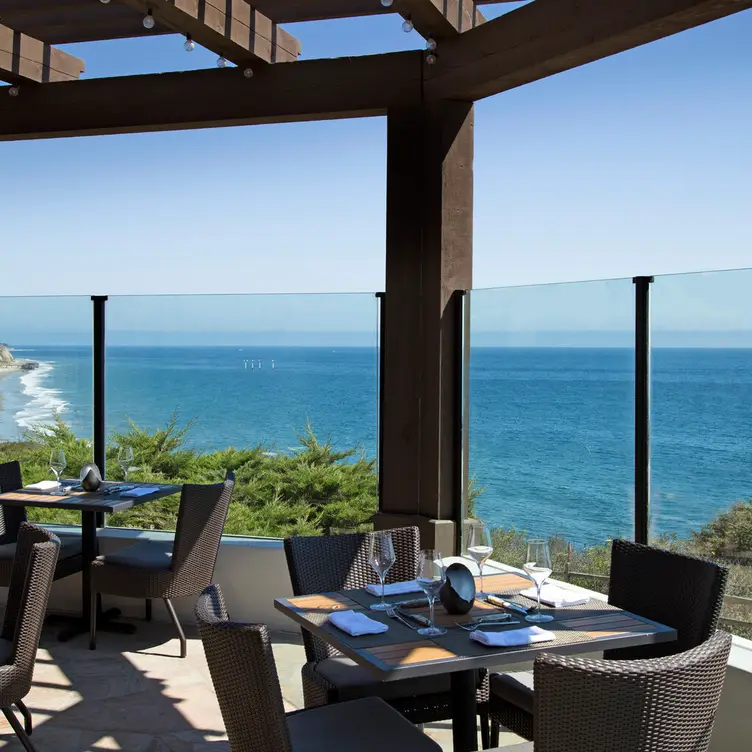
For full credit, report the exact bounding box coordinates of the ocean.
[1,345,750,547]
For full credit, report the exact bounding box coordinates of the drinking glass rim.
[526,538,548,544]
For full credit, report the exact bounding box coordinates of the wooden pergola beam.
[0,51,421,141]
[116,0,301,66]
[426,0,752,100]
[0,23,85,85]
[397,0,485,41]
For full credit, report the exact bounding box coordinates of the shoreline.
[0,360,64,441]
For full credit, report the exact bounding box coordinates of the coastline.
[0,361,65,441]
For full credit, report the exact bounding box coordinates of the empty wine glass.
[49,449,66,490]
[369,531,396,611]
[416,549,447,636]
[466,521,494,596]
[118,445,135,481]
[523,539,554,623]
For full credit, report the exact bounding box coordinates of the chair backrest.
[534,630,732,752]
[284,526,420,662]
[606,539,728,660]
[169,471,235,597]
[0,524,60,702]
[0,461,27,545]
[196,584,292,752]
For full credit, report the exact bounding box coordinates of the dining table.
[0,479,181,641]
[275,569,677,752]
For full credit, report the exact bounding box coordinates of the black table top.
[0,480,181,514]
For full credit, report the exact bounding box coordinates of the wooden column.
[374,100,474,555]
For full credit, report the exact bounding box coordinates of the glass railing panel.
[105,293,379,535]
[651,269,752,637]
[0,295,93,526]
[468,279,635,590]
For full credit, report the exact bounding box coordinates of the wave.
[14,363,67,431]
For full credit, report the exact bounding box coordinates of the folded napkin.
[121,486,160,498]
[520,584,589,608]
[25,481,60,491]
[328,610,389,636]
[365,580,422,596]
[470,625,556,648]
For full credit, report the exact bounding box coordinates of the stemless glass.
[466,521,494,596]
[49,449,66,490]
[416,549,447,636]
[118,445,135,481]
[523,539,554,623]
[369,531,396,612]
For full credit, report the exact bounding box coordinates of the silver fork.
[385,604,418,630]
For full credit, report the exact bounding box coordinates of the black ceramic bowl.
[439,562,476,615]
[80,463,102,492]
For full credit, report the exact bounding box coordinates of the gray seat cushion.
[288,696,441,751]
[98,540,173,571]
[315,655,451,701]
[490,670,535,715]
[0,533,82,560]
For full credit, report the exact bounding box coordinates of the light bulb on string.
[402,17,414,32]
[100,0,111,4]
[184,35,194,52]
[243,68,254,78]
[216,55,228,68]
[426,52,437,65]
[380,0,394,6]
[143,10,155,29]
[426,37,437,51]
[8,86,19,97]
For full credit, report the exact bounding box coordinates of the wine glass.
[118,445,135,482]
[523,539,554,623]
[49,449,66,490]
[466,521,494,596]
[368,531,396,612]
[416,549,447,637]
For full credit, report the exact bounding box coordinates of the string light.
[426,37,437,51]
[143,10,155,29]
[184,35,194,52]
[8,86,19,97]
[216,55,228,68]
[100,0,111,4]
[426,52,437,65]
[402,17,414,32]
[380,0,394,6]
[243,68,254,78]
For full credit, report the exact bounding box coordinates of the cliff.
[0,344,38,371]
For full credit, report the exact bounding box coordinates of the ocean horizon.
[1,343,750,548]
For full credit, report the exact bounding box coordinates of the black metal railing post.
[455,289,471,557]
[633,276,653,544]
[92,296,108,483]
[376,292,385,508]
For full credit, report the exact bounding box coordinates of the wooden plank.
[286,593,359,612]
[0,23,84,85]
[475,572,532,593]
[0,51,421,141]
[115,0,300,65]
[398,0,486,41]
[365,641,456,666]
[425,0,752,101]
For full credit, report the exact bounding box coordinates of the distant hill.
[0,344,38,371]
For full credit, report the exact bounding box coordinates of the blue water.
[1,345,750,545]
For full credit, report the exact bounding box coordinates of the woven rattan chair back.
[169,471,235,597]
[284,526,420,662]
[606,539,728,660]
[0,524,60,705]
[0,461,26,545]
[196,584,292,752]
[534,630,732,752]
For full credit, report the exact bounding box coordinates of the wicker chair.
[0,461,83,587]
[489,538,729,745]
[284,528,491,744]
[0,524,61,752]
[89,472,235,657]
[196,584,441,752]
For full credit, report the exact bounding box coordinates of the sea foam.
[15,363,67,431]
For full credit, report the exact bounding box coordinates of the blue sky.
[1,4,751,339]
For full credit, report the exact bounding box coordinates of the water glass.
[118,445,135,481]
[466,521,494,596]
[369,531,396,611]
[416,549,447,637]
[49,449,66,490]
[523,539,554,623]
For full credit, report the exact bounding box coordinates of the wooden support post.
[375,100,474,555]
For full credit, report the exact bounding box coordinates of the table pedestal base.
[451,669,479,752]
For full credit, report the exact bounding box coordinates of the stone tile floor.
[0,619,524,751]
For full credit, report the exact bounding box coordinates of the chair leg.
[489,718,500,748]
[145,598,152,622]
[15,700,32,735]
[2,707,37,752]
[163,598,187,658]
[89,588,98,651]
[479,707,490,749]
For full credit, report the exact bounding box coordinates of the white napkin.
[470,625,556,648]
[520,584,589,607]
[121,486,160,497]
[365,580,422,596]
[25,481,60,491]
[328,610,389,636]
